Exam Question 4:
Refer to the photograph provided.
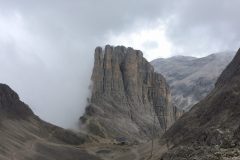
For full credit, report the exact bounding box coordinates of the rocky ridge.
[159,49,240,159]
[81,45,181,142]
[151,52,235,110]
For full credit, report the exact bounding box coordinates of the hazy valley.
[0,45,240,160]
[1,1,240,159]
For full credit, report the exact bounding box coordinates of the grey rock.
[0,84,33,119]
[151,52,235,110]
[81,45,181,142]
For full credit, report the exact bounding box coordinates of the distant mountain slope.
[0,84,101,160]
[151,52,235,110]
[159,49,240,159]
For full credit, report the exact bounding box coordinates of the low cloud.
[0,0,239,128]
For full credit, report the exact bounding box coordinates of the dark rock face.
[151,52,235,110]
[160,49,240,159]
[0,84,33,119]
[81,45,180,141]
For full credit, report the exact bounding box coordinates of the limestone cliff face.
[81,45,180,141]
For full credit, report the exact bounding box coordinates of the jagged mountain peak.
[81,45,181,142]
[0,84,19,103]
[151,51,235,110]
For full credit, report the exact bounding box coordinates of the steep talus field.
[159,49,240,159]
[151,52,235,110]
[0,84,101,160]
[80,45,181,143]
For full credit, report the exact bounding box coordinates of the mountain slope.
[160,49,240,159]
[0,84,101,160]
[151,52,235,110]
[80,45,181,142]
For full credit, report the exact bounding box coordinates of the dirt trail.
[83,141,164,160]
[9,129,70,160]
[10,139,36,160]
[114,147,140,160]
[10,135,42,160]
[8,130,166,160]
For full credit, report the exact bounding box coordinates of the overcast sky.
[0,0,239,128]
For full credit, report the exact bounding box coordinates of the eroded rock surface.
[151,52,235,110]
[81,45,181,142]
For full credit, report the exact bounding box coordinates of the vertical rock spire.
[81,45,180,141]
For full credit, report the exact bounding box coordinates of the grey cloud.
[165,0,240,55]
[0,0,238,128]
[0,0,177,129]
[142,41,159,49]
